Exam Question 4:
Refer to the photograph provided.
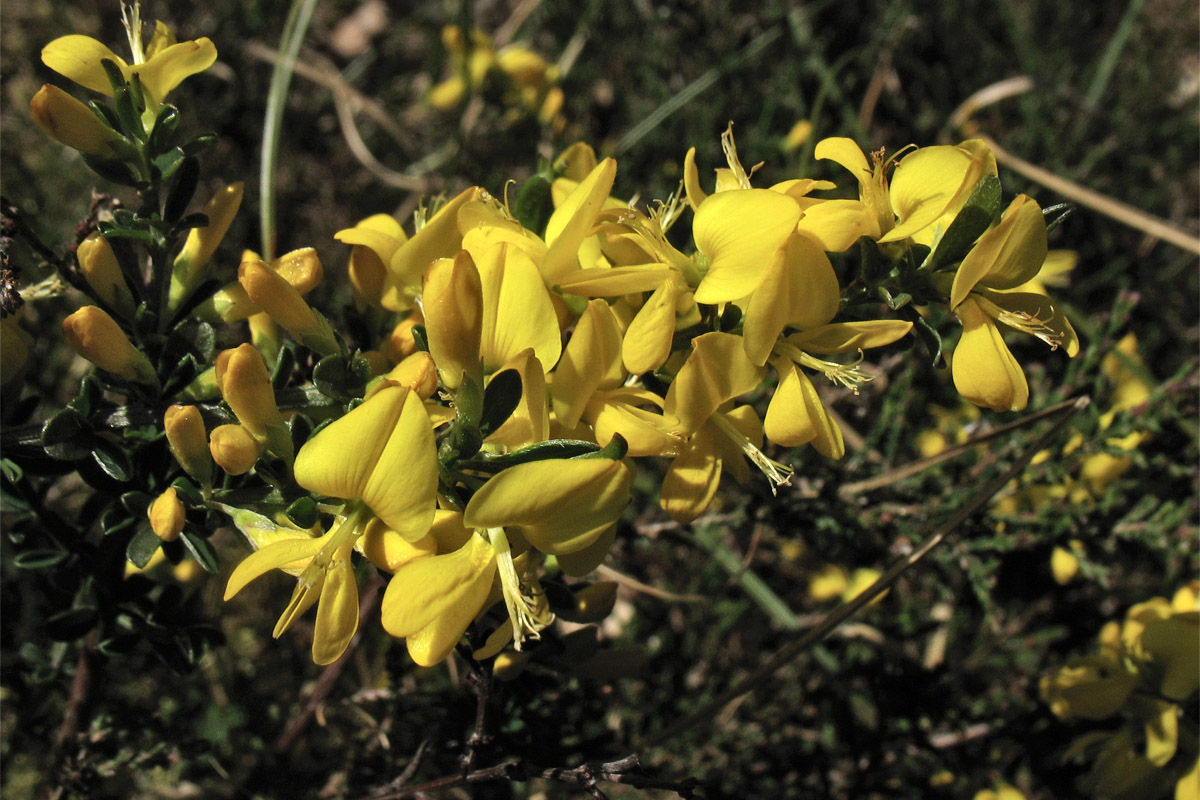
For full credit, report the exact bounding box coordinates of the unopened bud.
[385,314,424,363]
[219,344,292,460]
[382,351,439,399]
[170,183,244,306]
[148,488,185,541]
[209,423,264,475]
[30,85,122,157]
[77,233,135,318]
[164,404,212,485]
[239,260,338,355]
[423,251,482,390]
[62,306,158,386]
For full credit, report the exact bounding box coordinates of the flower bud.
[1051,545,1080,585]
[385,314,424,364]
[164,404,212,485]
[239,260,339,355]
[76,233,135,318]
[219,344,291,460]
[30,84,122,157]
[148,488,185,542]
[209,423,264,475]
[62,305,158,386]
[423,251,482,390]
[380,352,439,399]
[170,183,244,306]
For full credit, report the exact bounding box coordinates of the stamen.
[710,412,793,494]
[121,1,146,65]
[486,527,551,650]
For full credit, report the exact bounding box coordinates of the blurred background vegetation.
[1,0,1196,797]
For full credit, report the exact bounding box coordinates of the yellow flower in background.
[41,4,216,118]
[973,782,1026,800]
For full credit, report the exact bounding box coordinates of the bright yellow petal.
[543,158,617,282]
[477,243,562,373]
[693,189,801,304]
[622,278,680,374]
[463,458,632,554]
[660,439,722,524]
[663,332,764,435]
[881,144,976,243]
[381,533,497,639]
[795,199,881,251]
[950,195,1047,307]
[41,35,129,96]
[590,390,682,458]
[555,523,617,577]
[952,299,1028,412]
[134,38,218,104]
[557,265,676,296]
[294,386,437,540]
[743,234,840,365]
[764,359,844,457]
[224,536,325,600]
[384,187,484,310]
[311,540,359,664]
[786,320,913,355]
[683,146,708,212]
[551,299,624,429]
[814,137,870,184]
[486,350,550,447]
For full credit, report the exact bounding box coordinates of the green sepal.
[1043,202,1074,234]
[462,439,603,472]
[411,324,430,353]
[312,354,372,399]
[270,344,297,391]
[903,306,945,369]
[925,175,1002,272]
[576,432,628,461]
[126,522,163,567]
[478,368,522,438]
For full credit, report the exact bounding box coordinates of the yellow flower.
[224,506,368,665]
[948,195,1079,412]
[41,6,216,113]
[76,233,135,318]
[218,344,292,462]
[382,456,631,665]
[29,85,123,157]
[148,488,185,542]
[164,404,212,485]
[1041,654,1139,720]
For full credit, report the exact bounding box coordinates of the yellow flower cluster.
[23,12,1083,671]
[1040,583,1200,800]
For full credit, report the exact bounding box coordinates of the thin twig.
[595,564,705,603]
[640,397,1089,749]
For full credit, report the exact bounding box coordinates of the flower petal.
[42,35,129,96]
[693,189,801,304]
[663,332,764,435]
[224,536,325,600]
[881,144,977,243]
[134,38,217,104]
[477,243,562,373]
[950,195,1047,308]
[311,540,359,664]
[381,533,497,639]
[543,158,618,282]
[952,299,1029,412]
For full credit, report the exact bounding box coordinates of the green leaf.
[42,409,93,460]
[171,477,204,507]
[91,439,133,482]
[152,147,186,182]
[312,354,372,399]
[101,506,137,536]
[270,344,297,391]
[478,369,522,438]
[45,607,99,641]
[161,353,201,397]
[179,529,219,573]
[163,156,200,223]
[925,175,1003,271]
[127,523,163,568]
[146,104,181,154]
[2,458,25,483]
[13,549,70,570]
[180,133,218,157]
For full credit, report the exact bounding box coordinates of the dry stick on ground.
[640,396,1090,750]
[949,76,1200,256]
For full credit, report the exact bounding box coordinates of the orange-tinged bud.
[209,423,264,475]
[148,488,185,541]
[423,251,482,390]
[30,84,122,157]
[164,404,212,485]
[62,306,158,386]
[381,352,439,399]
[385,314,423,364]
[239,260,338,355]
[76,233,135,318]
[219,345,281,438]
